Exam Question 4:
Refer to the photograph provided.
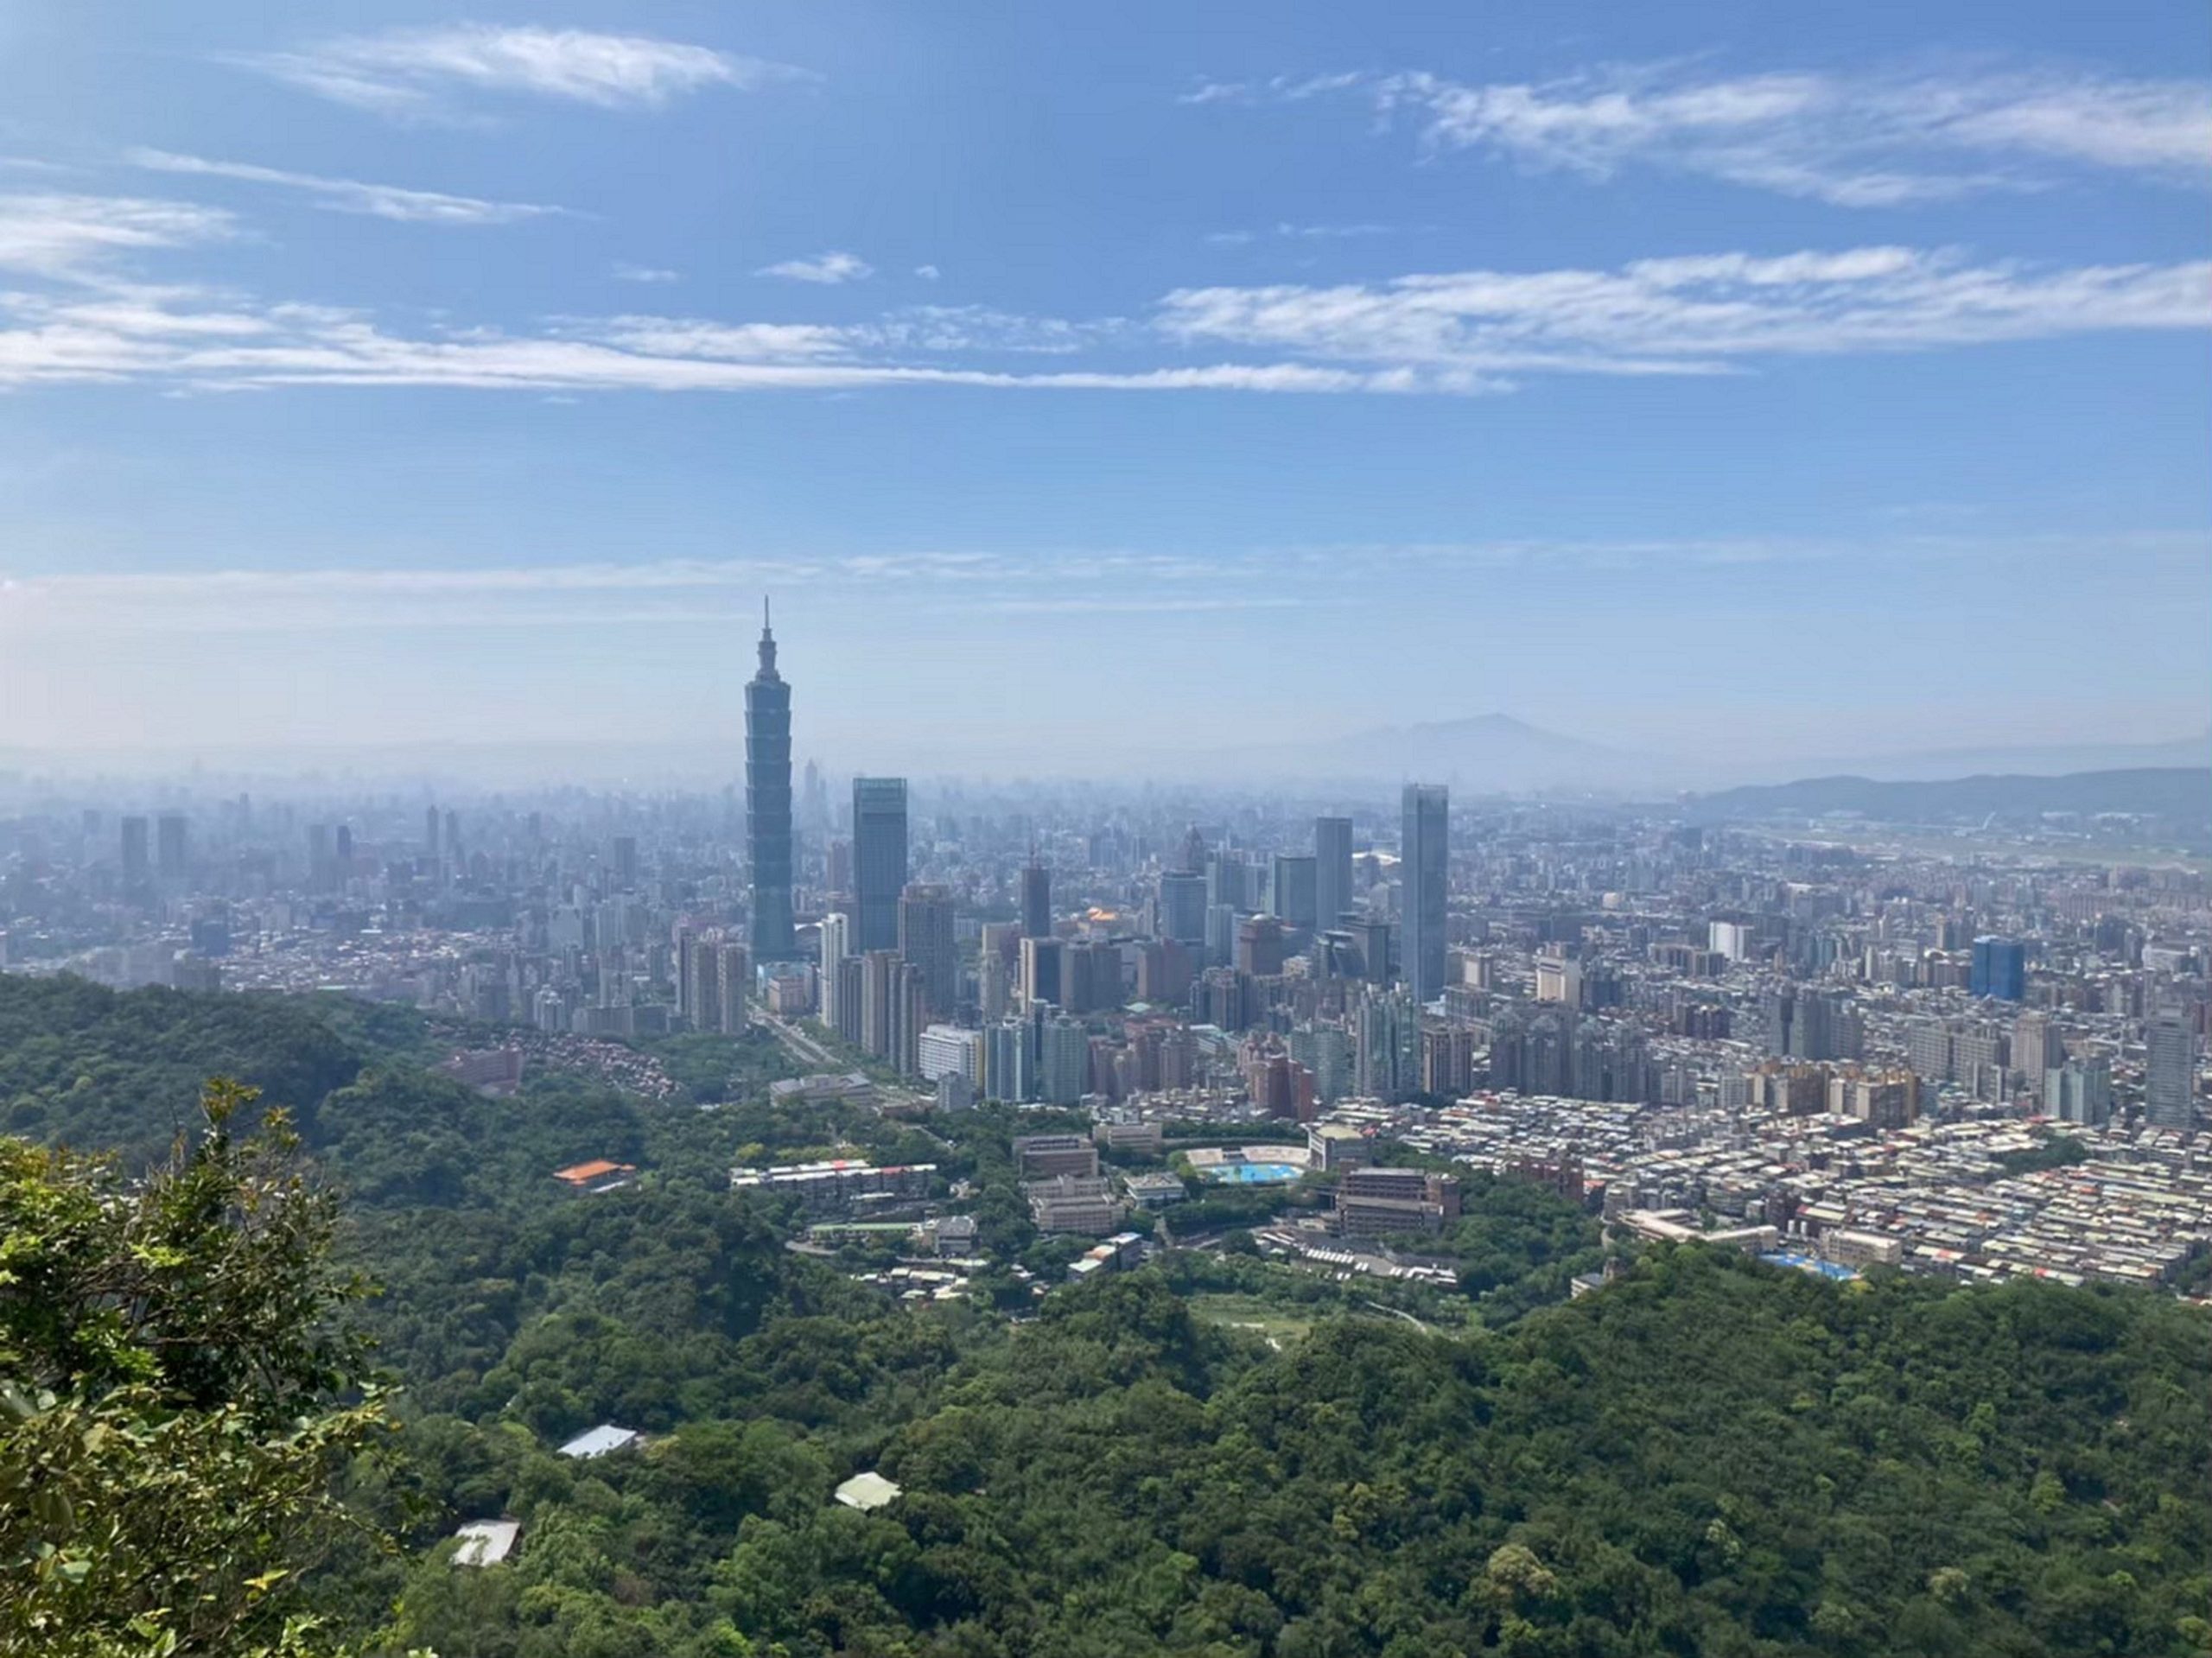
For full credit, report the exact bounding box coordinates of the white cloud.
[227,25,810,118]
[755,250,874,284]
[123,149,568,226]
[1231,60,2212,205]
[3,196,2205,397]
[1157,246,2212,375]
[913,264,940,281]
[613,263,680,283]
[856,305,1125,355]
[0,192,235,276]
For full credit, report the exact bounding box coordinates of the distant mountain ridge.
[1683,767,2212,826]
[1212,712,1663,792]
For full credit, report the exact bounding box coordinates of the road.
[750,1007,842,1070]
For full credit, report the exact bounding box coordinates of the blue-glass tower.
[1970,935,2025,1001]
[746,600,796,959]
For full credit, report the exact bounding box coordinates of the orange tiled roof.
[553,1159,635,1185]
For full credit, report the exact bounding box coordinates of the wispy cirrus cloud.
[1158,246,2212,378]
[1194,60,2212,206]
[755,250,874,284]
[3,193,2206,397]
[612,262,679,283]
[226,24,811,119]
[123,149,569,226]
[0,192,236,277]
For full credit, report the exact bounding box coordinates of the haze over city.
[3,2,2208,778]
[5,7,2212,1657]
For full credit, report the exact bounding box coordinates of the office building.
[1158,872,1207,948]
[156,813,188,881]
[851,778,908,953]
[986,1018,1033,1102]
[1020,935,1063,1009]
[1205,904,1236,968]
[1270,854,1317,931]
[897,883,957,1020]
[1314,816,1353,931]
[1021,852,1052,939]
[917,1024,983,1087]
[1335,1167,1461,1238]
[1401,784,1448,1003]
[1970,936,2026,1001]
[1041,1015,1090,1105]
[1013,1133,1099,1180]
[119,816,150,895]
[1236,915,1287,976]
[1063,940,1121,1015]
[744,604,796,958]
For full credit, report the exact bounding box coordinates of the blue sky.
[0,1,2207,776]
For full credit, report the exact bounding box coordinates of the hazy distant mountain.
[1683,767,2212,826]
[1180,716,2212,797]
[1214,712,1662,793]
[1754,730,2210,785]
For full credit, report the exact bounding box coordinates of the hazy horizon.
[3,3,2209,765]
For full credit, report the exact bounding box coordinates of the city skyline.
[2,3,2208,768]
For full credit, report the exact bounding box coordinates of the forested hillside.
[2,975,2206,1658]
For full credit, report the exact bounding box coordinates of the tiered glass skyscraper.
[745,601,795,959]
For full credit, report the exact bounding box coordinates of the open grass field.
[1186,1292,1318,1345]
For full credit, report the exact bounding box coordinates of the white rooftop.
[556,1424,640,1459]
[452,1519,519,1567]
[833,1471,903,1511]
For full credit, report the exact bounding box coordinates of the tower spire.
[756,594,779,677]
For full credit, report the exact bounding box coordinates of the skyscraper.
[817,911,851,1030]
[745,601,796,959]
[1020,936,1063,1009]
[1270,854,1317,931]
[1401,784,1448,1003]
[1971,935,2026,1001]
[119,816,150,894]
[898,883,958,1020]
[852,777,909,952]
[2145,1009,2197,1130]
[156,813,188,880]
[1154,871,1205,950]
[1314,816,1353,931]
[1020,850,1052,939]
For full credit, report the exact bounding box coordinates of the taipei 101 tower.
[746,600,796,959]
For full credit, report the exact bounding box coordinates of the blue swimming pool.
[1202,1162,1304,1185]
[1760,1252,1859,1281]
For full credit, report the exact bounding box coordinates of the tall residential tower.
[746,601,796,959]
